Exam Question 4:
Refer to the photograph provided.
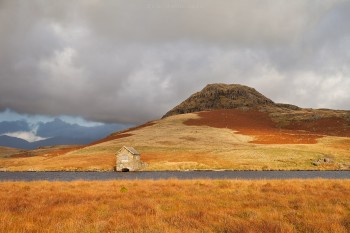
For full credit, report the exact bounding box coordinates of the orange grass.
[0,180,350,232]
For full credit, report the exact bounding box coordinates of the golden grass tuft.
[0,179,350,232]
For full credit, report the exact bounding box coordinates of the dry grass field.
[0,179,349,233]
[1,110,349,171]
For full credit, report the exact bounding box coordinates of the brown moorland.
[184,109,322,144]
[0,147,25,158]
[0,180,349,233]
[9,145,83,158]
[286,117,350,137]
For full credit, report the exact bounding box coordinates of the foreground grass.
[1,180,350,232]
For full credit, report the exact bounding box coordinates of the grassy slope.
[1,112,349,171]
[0,147,26,158]
[0,180,349,233]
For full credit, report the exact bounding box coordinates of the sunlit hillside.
[1,109,349,171]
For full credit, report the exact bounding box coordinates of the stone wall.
[116,147,144,171]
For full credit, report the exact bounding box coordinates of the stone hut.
[116,146,144,172]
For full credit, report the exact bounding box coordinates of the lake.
[0,171,350,181]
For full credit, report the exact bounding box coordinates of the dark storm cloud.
[0,0,349,124]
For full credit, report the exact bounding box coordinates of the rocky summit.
[163,83,276,118]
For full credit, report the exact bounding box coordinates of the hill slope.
[0,146,26,158]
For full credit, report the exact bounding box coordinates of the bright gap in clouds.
[0,109,103,127]
[3,131,47,142]
[0,109,130,143]
[0,109,104,142]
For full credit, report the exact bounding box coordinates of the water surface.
[0,171,349,181]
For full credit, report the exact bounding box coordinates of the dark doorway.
[121,168,130,172]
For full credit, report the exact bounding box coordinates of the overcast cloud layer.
[1,0,349,124]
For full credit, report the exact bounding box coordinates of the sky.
[0,0,349,125]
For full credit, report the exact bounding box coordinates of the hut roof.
[123,146,140,155]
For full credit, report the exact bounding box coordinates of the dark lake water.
[0,171,349,181]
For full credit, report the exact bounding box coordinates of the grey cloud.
[0,0,349,124]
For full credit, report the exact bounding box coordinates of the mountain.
[0,135,90,150]
[163,83,349,132]
[0,120,30,134]
[36,118,127,139]
[0,135,32,149]
[1,83,350,171]
[0,118,129,149]
[163,83,301,118]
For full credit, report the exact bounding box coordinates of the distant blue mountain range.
[0,120,30,134]
[0,119,130,150]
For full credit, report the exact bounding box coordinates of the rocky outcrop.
[163,83,276,118]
